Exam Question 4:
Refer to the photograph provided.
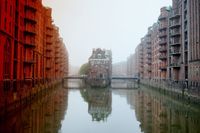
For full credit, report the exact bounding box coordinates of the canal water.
[0,79,199,133]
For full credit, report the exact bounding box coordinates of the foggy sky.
[43,0,172,67]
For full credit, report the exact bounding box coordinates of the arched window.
[3,39,11,79]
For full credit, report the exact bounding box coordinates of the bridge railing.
[64,75,139,81]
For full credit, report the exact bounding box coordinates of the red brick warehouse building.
[0,0,69,110]
[128,0,200,90]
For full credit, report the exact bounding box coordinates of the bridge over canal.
[64,75,139,80]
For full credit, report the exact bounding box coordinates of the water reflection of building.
[81,88,112,121]
[112,89,136,110]
[133,88,200,133]
[0,86,68,133]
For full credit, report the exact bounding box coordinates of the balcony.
[147,44,151,49]
[170,63,181,68]
[169,12,180,20]
[24,25,36,35]
[170,40,181,46]
[158,15,166,20]
[46,66,51,70]
[24,77,33,81]
[159,40,167,45]
[24,39,36,48]
[146,32,151,37]
[159,47,167,52]
[46,37,53,44]
[147,60,151,65]
[55,45,60,49]
[46,64,51,69]
[147,49,151,54]
[55,56,60,59]
[46,29,53,37]
[25,0,37,12]
[46,45,52,52]
[159,66,167,71]
[46,26,53,30]
[46,53,52,59]
[55,61,59,64]
[169,22,181,29]
[146,39,151,44]
[24,12,36,24]
[147,67,151,72]
[55,50,60,54]
[159,26,167,31]
[159,32,167,38]
[170,50,181,56]
[169,30,180,37]
[24,59,35,65]
[159,55,167,60]
[46,33,53,37]
[147,55,151,59]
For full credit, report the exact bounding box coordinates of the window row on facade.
[127,0,200,89]
[0,0,69,109]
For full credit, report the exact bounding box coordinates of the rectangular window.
[4,42,11,79]
[20,47,23,79]
[4,18,6,30]
[5,0,7,12]
[16,0,18,7]
[10,5,12,17]
[9,22,11,33]
[0,3,0,26]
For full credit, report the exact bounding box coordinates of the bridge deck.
[111,77,138,80]
[64,76,139,80]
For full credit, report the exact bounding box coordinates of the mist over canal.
[1,80,199,133]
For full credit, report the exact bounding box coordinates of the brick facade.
[0,0,69,109]
[151,23,160,80]
[129,0,200,90]
[158,7,169,80]
[188,0,200,88]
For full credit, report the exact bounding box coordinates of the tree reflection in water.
[81,87,112,122]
